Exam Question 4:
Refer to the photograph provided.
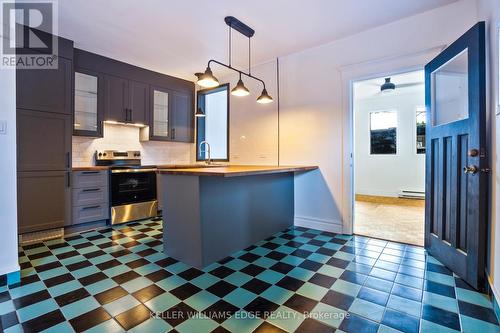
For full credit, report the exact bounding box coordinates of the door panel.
[16,57,72,115]
[17,171,71,233]
[104,75,128,122]
[171,91,193,142]
[129,80,149,124]
[424,22,486,290]
[17,109,71,172]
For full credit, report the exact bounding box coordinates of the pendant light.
[231,74,250,96]
[257,89,273,104]
[381,78,395,93]
[195,67,219,88]
[195,16,273,104]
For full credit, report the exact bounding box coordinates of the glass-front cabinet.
[74,69,103,137]
[146,87,170,140]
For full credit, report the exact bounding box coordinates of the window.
[416,107,426,154]
[196,84,229,161]
[370,111,397,155]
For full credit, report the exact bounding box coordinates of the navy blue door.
[424,22,487,290]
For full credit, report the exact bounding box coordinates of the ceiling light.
[196,67,219,88]
[231,76,250,97]
[381,78,396,93]
[195,108,206,117]
[257,88,273,104]
[195,16,273,104]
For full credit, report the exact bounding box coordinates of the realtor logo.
[1,0,58,69]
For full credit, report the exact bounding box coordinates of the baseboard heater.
[398,190,425,199]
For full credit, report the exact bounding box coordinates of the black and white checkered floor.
[0,220,499,332]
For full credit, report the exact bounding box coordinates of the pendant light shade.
[256,88,273,104]
[196,67,220,88]
[195,108,205,117]
[381,77,395,93]
[231,77,250,97]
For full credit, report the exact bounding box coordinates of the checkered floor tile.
[0,220,499,332]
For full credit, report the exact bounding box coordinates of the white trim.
[0,264,20,277]
[294,216,343,233]
[340,45,446,235]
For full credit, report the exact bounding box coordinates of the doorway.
[352,70,425,246]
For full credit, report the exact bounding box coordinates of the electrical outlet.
[0,121,6,135]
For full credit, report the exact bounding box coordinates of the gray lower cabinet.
[18,171,71,234]
[72,170,109,225]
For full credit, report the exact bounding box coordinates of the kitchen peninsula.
[158,165,318,268]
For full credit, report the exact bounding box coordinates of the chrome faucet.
[199,141,212,165]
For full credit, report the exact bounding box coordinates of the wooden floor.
[354,195,425,246]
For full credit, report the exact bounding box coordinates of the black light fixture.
[381,77,396,93]
[195,16,273,104]
[257,88,273,104]
[195,107,205,117]
[195,67,219,88]
[231,74,250,96]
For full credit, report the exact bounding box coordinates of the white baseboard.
[0,263,20,277]
[294,216,344,234]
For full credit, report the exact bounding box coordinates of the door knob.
[463,165,478,174]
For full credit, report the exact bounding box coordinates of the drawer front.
[72,204,109,225]
[72,170,108,189]
[72,187,108,207]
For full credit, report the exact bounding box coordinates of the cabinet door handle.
[82,188,100,192]
[66,152,70,168]
[67,171,71,188]
[172,128,176,140]
[124,108,128,122]
[129,109,133,122]
[81,205,100,210]
[82,171,99,174]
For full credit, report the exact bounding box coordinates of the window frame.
[196,83,230,162]
[368,109,398,156]
[415,107,426,155]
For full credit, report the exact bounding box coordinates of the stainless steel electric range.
[95,150,158,225]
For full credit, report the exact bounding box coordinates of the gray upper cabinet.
[104,74,129,123]
[170,91,193,142]
[74,48,194,142]
[74,69,104,137]
[128,80,149,124]
[104,76,149,124]
[147,86,170,141]
[16,57,72,115]
[142,87,194,142]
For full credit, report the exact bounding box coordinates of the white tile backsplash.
[72,123,193,166]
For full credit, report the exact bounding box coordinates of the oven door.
[110,169,157,206]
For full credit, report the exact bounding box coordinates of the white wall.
[225,61,279,165]
[276,0,477,232]
[476,0,500,307]
[221,0,477,233]
[354,89,425,197]
[73,123,192,166]
[0,35,20,276]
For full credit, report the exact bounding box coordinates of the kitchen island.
[157,165,318,268]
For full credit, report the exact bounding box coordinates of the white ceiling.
[58,0,459,81]
[354,70,425,100]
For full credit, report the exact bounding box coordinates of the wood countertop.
[157,165,318,177]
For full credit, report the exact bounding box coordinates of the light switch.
[0,121,6,135]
